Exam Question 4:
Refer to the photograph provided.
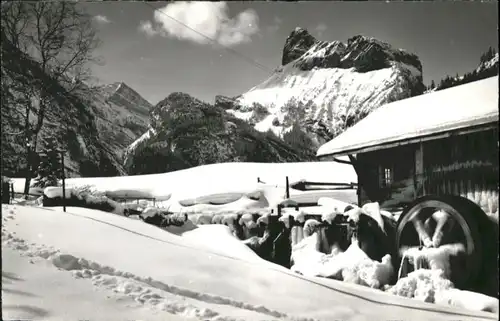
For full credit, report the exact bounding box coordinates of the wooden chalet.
[317,76,499,216]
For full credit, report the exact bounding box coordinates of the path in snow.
[2,247,195,321]
[1,209,291,321]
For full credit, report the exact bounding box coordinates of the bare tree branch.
[1,2,101,197]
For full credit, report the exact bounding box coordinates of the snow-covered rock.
[227,28,425,145]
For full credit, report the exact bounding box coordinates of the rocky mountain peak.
[150,92,213,130]
[281,27,318,65]
[342,34,423,73]
[99,82,152,118]
[281,28,422,74]
[153,92,204,113]
[228,29,426,149]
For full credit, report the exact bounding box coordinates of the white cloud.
[315,23,327,37]
[139,20,158,37]
[93,15,111,24]
[139,1,259,47]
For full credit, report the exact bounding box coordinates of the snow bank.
[290,233,394,290]
[182,225,261,262]
[435,289,499,314]
[11,161,357,215]
[2,204,498,320]
[388,269,499,313]
[43,186,125,215]
[105,189,162,200]
[44,186,75,199]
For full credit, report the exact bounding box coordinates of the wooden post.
[285,176,290,199]
[60,150,66,213]
[23,146,32,200]
[415,143,425,197]
[348,154,363,206]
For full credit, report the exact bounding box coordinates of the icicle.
[466,180,474,202]
[297,225,304,244]
[474,184,481,205]
[398,252,410,280]
[460,180,466,198]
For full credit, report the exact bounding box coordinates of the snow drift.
[11,161,357,215]
[2,204,498,321]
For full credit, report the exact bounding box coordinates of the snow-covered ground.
[11,161,358,214]
[3,204,497,321]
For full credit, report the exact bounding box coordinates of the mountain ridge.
[1,30,152,177]
[225,28,425,147]
[427,51,499,93]
[123,92,315,175]
[90,81,153,162]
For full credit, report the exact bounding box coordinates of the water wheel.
[395,195,486,291]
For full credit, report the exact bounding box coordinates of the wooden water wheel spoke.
[435,214,457,247]
[411,214,433,247]
[431,210,454,247]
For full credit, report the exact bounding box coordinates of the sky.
[81,1,498,105]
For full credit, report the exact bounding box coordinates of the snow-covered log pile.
[43,186,125,215]
[283,202,396,290]
[119,196,498,314]
[267,200,498,313]
[138,207,189,228]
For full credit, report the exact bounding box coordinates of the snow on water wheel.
[395,195,483,291]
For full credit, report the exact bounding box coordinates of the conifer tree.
[33,135,61,188]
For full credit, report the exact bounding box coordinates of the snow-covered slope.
[98,82,152,120]
[476,53,499,73]
[122,126,157,166]
[122,92,316,174]
[3,204,497,321]
[227,28,425,145]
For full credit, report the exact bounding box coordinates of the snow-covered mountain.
[91,82,152,161]
[98,82,152,120]
[1,30,152,177]
[476,52,499,73]
[122,93,315,175]
[225,28,425,145]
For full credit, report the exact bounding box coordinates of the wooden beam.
[332,157,353,165]
[415,142,425,196]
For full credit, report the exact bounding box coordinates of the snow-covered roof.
[317,76,499,158]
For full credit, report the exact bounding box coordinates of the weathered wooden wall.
[354,127,499,218]
[422,128,499,218]
[356,144,417,210]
